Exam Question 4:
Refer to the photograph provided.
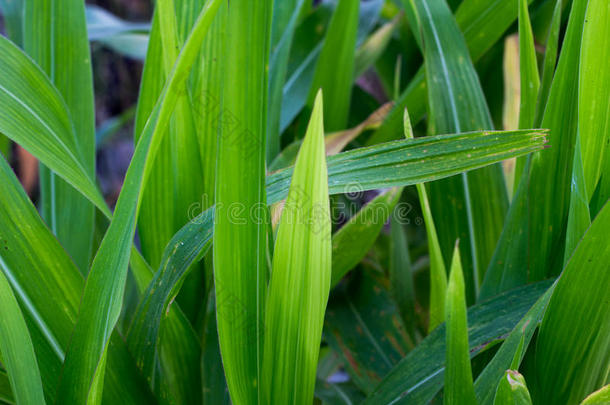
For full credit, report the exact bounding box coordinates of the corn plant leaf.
[213,0,272,403]
[493,370,533,405]
[307,0,359,131]
[0,36,108,218]
[363,280,553,405]
[201,294,230,405]
[0,150,154,404]
[0,255,46,405]
[331,187,402,286]
[370,0,535,145]
[85,5,150,40]
[324,269,412,394]
[513,0,540,190]
[480,0,589,298]
[444,244,476,405]
[262,91,331,405]
[354,15,400,80]
[579,0,610,199]
[23,0,97,272]
[534,202,610,405]
[580,385,610,405]
[563,137,591,264]
[474,286,554,405]
[56,1,223,402]
[404,0,508,303]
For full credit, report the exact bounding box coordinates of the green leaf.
[86,5,150,40]
[0,0,22,46]
[404,0,508,303]
[56,1,223,402]
[533,0,562,127]
[354,14,400,80]
[363,280,553,405]
[534,202,610,405]
[513,0,540,190]
[314,380,366,405]
[24,0,97,272]
[563,136,591,264]
[493,370,533,405]
[481,0,589,298]
[0,369,14,404]
[404,111,447,332]
[307,0,359,131]
[580,385,610,405]
[331,187,402,286]
[579,0,610,199]
[0,145,154,404]
[0,35,108,218]
[262,91,331,405]
[474,287,554,405]
[444,243,476,405]
[0,251,46,405]
[212,0,272,403]
[325,269,412,394]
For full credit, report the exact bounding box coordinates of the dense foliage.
[0,0,607,404]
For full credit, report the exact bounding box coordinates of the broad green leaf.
[404,0,508,303]
[331,187,402,286]
[56,1,223,402]
[474,286,554,405]
[513,0,540,190]
[0,148,154,403]
[0,36,108,218]
[404,111,447,332]
[580,385,610,405]
[481,0,589,297]
[579,0,610,200]
[444,244,476,405]
[307,0,359,131]
[0,254,45,405]
[267,0,306,160]
[534,202,610,405]
[563,136,591,264]
[370,0,535,145]
[493,371,533,405]
[213,0,272,403]
[24,0,97,272]
[354,14,400,80]
[267,130,547,205]
[363,280,553,405]
[325,269,412,394]
[262,91,331,405]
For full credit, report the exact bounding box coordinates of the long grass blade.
[534,202,610,404]
[261,91,331,405]
[444,243,476,405]
[493,371,533,405]
[212,0,272,403]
